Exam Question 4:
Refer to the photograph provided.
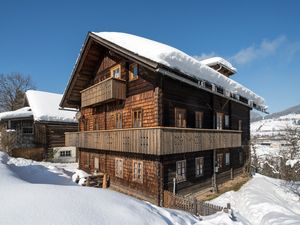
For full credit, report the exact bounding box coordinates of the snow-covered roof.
[93,32,266,108]
[0,107,33,121]
[200,57,237,73]
[25,90,77,123]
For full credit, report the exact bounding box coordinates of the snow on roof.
[93,32,265,107]
[0,107,33,121]
[200,57,237,73]
[26,90,77,123]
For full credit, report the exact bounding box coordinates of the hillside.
[251,104,300,123]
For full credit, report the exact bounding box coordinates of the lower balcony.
[65,127,242,155]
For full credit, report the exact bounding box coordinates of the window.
[225,153,230,166]
[115,158,123,178]
[239,151,243,164]
[175,108,186,128]
[94,157,99,172]
[238,120,242,131]
[217,153,223,169]
[195,157,204,177]
[129,63,139,81]
[132,109,142,128]
[116,112,122,129]
[110,64,121,79]
[195,111,203,128]
[176,160,186,182]
[60,150,71,157]
[133,160,143,183]
[225,115,230,128]
[8,120,17,130]
[22,121,33,134]
[216,113,223,130]
[93,116,100,130]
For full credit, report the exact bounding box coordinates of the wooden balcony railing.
[65,127,242,155]
[81,78,126,108]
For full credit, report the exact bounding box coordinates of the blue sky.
[1,0,300,113]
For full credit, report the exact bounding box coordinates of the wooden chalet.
[0,90,78,161]
[61,32,267,205]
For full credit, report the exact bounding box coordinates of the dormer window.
[129,63,139,81]
[111,64,121,79]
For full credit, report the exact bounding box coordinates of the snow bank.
[25,90,77,123]
[0,107,32,121]
[210,174,300,225]
[0,152,206,225]
[93,32,265,107]
[200,57,237,73]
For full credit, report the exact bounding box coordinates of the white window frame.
[195,157,204,177]
[110,64,121,79]
[216,113,223,130]
[225,115,230,128]
[176,160,186,182]
[225,153,230,166]
[115,158,124,178]
[217,153,223,169]
[133,160,143,183]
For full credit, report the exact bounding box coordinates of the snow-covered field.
[1,151,300,225]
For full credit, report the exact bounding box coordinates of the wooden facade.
[0,117,77,161]
[61,33,252,205]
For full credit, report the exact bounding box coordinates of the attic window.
[129,63,139,81]
[110,64,121,79]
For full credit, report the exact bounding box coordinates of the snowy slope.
[93,32,265,107]
[251,113,300,137]
[25,90,77,123]
[1,152,299,224]
[0,152,240,225]
[210,174,300,225]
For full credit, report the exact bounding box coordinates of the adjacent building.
[61,32,267,205]
[0,90,78,162]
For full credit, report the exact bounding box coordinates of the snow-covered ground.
[210,174,300,225]
[1,152,299,225]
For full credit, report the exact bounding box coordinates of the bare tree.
[0,73,35,112]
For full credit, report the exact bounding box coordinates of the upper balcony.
[81,77,126,108]
[65,127,242,156]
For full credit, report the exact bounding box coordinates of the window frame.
[195,157,204,177]
[195,111,203,129]
[22,121,33,134]
[225,152,230,166]
[129,63,139,81]
[110,64,121,79]
[176,160,187,182]
[116,112,123,129]
[224,115,230,129]
[217,153,223,169]
[132,108,143,128]
[216,112,223,130]
[115,158,124,178]
[133,160,143,183]
[175,107,187,128]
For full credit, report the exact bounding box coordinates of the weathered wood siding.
[79,149,161,204]
[66,128,242,155]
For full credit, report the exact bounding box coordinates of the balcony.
[65,127,242,155]
[81,77,126,108]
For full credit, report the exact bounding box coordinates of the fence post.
[231,168,234,180]
[193,198,197,215]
